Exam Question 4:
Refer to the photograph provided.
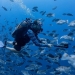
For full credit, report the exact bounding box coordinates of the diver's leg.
[6,44,21,51]
[6,46,19,52]
[6,46,16,51]
[7,41,17,45]
[7,41,13,44]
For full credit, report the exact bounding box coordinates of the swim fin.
[0,41,4,47]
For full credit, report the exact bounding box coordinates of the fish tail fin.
[53,14,55,17]
[72,37,74,41]
[60,36,63,39]
[56,39,58,45]
[61,53,69,60]
[66,20,68,23]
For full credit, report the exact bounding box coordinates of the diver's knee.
[13,42,17,45]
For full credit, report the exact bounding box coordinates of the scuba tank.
[12,18,32,38]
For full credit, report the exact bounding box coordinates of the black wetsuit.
[13,29,48,51]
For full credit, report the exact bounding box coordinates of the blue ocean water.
[0,0,75,75]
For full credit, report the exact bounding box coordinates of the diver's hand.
[42,41,47,44]
[47,44,53,47]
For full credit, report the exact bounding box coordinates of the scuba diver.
[3,18,53,52]
[0,18,68,52]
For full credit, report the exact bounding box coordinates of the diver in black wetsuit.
[5,18,53,52]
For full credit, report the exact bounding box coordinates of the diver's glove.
[42,41,47,44]
[47,44,53,47]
